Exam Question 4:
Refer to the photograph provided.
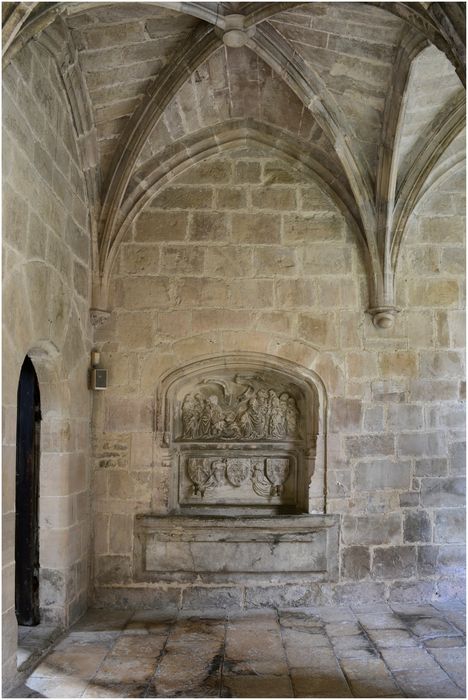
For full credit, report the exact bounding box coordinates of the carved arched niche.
[156,353,326,515]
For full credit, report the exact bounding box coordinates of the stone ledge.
[134,514,339,583]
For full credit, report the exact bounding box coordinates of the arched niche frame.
[155,352,328,515]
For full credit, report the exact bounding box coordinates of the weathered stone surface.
[189,212,228,242]
[420,478,465,508]
[371,380,406,403]
[408,280,460,307]
[150,186,214,210]
[354,460,412,491]
[134,211,188,242]
[276,279,315,307]
[387,404,424,431]
[341,514,401,546]
[283,214,344,243]
[105,397,153,432]
[302,245,352,274]
[372,546,417,579]
[399,491,420,507]
[93,586,181,610]
[410,380,460,401]
[96,555,132,585]
[115,311,154,348]
[341,547,370,580]
[415,459,448,477]
[118,276,171,309]
[417,545,439,576]
[178,160,231,184]
[181,587,242,610]
[419,351,465,378]
[161,245,205,274]
[448,442,466,475]
[298,313,338,347]
[419,217,465,244]
[231,212,281,243]
[244,585,321,609]
[251,187,297,210]
[403,510,432,543]
[433,509,466,544]
[437,545,466,574]
[329,398,362,433]
[234,161,261,183]
[345,435,395,459]
[379,351,418,377]
[254,247,298,276]
[216,188,246,209]
[347,352,379,379]
[398,432,447,458]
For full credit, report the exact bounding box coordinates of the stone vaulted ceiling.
[3,1,466,327]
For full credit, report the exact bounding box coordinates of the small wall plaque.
[90,368,107,390]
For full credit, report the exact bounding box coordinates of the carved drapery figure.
[181,395,199,438]
[268,392,284,437]
[178,383,301,441]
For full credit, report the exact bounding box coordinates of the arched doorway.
[15,356,41,626]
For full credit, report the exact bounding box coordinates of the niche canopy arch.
[156,353,327,515]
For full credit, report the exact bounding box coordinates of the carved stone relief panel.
[176,376,303,443]
[155,355,323,515]
[179,453,297,505]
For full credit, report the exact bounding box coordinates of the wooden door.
[15,356,41,626]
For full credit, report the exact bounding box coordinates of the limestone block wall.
[2,41,93,689]
[92,147,465,609]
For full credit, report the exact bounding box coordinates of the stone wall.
[2,41,93,691]
[92,147,465,608]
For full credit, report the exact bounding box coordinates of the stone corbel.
[90,308,111,328]
[367,306,400,329]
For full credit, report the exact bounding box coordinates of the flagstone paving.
[10,602,465,698]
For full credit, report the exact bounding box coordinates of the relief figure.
[208,395,225,436]
[181,395,199,439]
[240,394,268,439]
[268,393,284,438]
[221,411,242,439]
[198,397,212,438]
[178,382,301,441]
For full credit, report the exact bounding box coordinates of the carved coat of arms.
[187,458,213,496]
[226,458,250,487]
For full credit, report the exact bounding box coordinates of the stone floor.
[10,601,466,698]
[17,625,61,671]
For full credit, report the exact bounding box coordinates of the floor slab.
[7,602,465,698]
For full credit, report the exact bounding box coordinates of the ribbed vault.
[2,1,465,327]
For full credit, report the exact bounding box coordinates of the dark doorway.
[15,355,41,626]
